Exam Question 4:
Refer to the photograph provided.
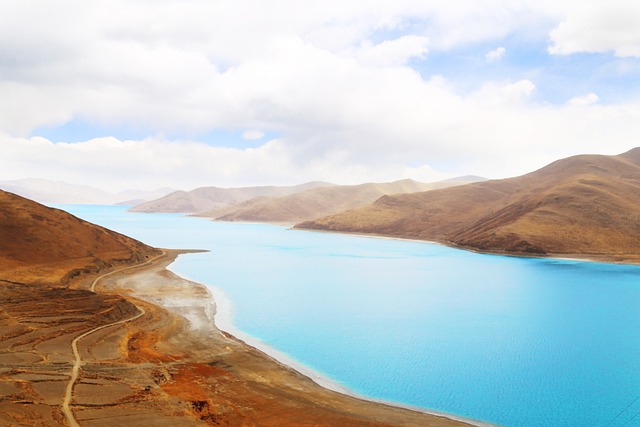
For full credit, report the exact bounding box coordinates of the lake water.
[59,205,640,427]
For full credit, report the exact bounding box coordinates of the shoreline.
[196,217,640,266]
[98,248,484,426]
[165,252,498,427]
[289,226,640,266]
[166,263,357,394]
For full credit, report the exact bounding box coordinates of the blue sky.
[419,42,640,104]
[33,121,277,149]
[2,0,640,191]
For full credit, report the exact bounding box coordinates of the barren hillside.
[298,148,640,259]
[0,190,160,286]
[129,181,333,213]
[199,178,482,224]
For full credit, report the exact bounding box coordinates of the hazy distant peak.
[129,181,334,213]
[440,175,487,183]
[0,178,175,205]
[618,146,640,165]
[196,177,472,224]
[387,178,419,184]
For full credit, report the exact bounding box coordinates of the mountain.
[113,187,177,205]
[440,175,487,183]
[199,177,483,224]
[0,178,174,205]
[129,181,334,213]
[0,189,160,286]
[297,148,640,259]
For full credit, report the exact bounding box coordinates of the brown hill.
[198,178,482,224]
[129,181,333,213]
[0,190,160,286]
[297,148,640,259]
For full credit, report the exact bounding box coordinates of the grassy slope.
[298,148,640,257]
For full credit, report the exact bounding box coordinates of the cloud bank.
[1,0,640,190]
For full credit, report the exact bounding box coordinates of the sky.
[2,0,640,191]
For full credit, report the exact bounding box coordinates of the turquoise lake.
[60,205,640,427]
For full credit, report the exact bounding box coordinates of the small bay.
[61,205,640,427]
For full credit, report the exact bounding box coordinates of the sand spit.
[0,249,483,426]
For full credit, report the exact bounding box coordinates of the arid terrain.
[129,182,332,214]
[0,190,161,286]
[0,190,476,426]
[298,148,640,261]
[198,178,482,224]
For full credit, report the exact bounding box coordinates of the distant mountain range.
[196,177,483,224]
[0,178,174,205]
[129,181,334,213]
[0,189,159,286]
[297,148,640,260]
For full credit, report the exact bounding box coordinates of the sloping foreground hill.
[0,189,160,286]
[199,178,483,224]
[298,148,640,259]
[129,181,333,213]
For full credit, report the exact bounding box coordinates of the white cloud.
[0,134,296,190]
[242,130,266,140]
[548,1,640,57]
[356,35,429,66]
[504,80,536,100]
[3,78,639,192]
[0,1,560,139]
[568,93,600,107]
[470,80,536,107]
[0,83,74,136]
[485,46,506,62]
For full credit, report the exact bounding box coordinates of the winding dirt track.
[90,251,166,293]
[62,251,165,427]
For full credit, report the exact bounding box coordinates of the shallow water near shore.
[61,205,640,427]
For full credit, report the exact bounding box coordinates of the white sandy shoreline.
[166,256,500,427]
